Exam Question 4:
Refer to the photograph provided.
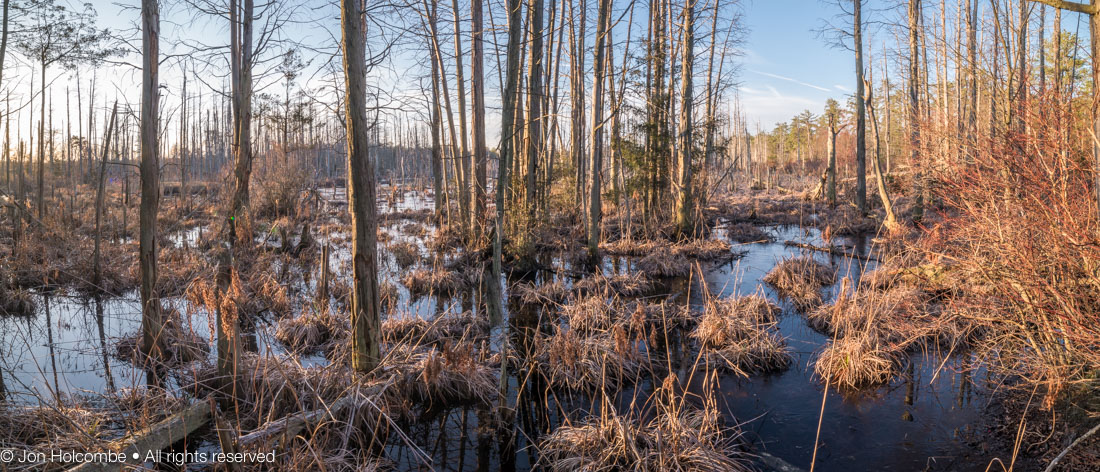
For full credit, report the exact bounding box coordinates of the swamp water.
[0,188,1000,471]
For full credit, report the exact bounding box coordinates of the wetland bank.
[2,0,1100,470]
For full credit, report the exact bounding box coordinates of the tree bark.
[341,0,382,373]
[588,0,611,256]
[140,0,163,370]
[471,0,487,237]
[230,0,254,244]
[909,0,924,223]
[675,0,696,236]
[854,0,868,215]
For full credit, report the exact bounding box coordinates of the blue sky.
[737,0,856,130]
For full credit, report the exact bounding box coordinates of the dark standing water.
[0,186,997,471]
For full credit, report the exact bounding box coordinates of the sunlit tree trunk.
[909,0,924,223]
[675,0,696,236]
[525,0,544,245]
[230,0,254,244]
[340,0,381,373]
[569,0,586,208]
[588,0,611,257]
[854,0,867,214]
[140,0,163,369]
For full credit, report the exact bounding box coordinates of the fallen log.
[68,402,210,472]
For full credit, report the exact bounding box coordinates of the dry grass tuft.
[381,311,489,346]
[531,327,643,392]
[692,295,790,376]
[813,332,898,389]
[388,343,497,407]
[275,307,348,354]
[386,240,420,269]
[401,268,466,297]
[763,256,836,312]
[0,285,36,316]
[725,223,775,243]
[510,280,569,306]
[636,251,691,278]
[538,384,750,472]
[115,309,210,366]
[573,272,653,297]
[673,239,734,260]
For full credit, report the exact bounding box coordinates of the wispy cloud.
[834,84,851,92]
[749,69,831,92]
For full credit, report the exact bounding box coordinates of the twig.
[1043,422,1100,472]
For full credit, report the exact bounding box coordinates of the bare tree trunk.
[909,0,924,223]
[429,3,444,219]
[492,0,523,325]
[569,0,586,209]
[93,103,118,289]
[675,0,696,235]
[525,0,544,245]
[471,0,487,237]
[854,0,867,214]
[140,0,163,370]
[452,0,471,236]
[341,0,381,373]
[864,73,898,229]
[230,0,254,244]
[588,0,611,257]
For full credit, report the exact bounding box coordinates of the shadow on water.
[0,187,997,471]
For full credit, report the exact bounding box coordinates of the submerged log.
[68,402,210,472]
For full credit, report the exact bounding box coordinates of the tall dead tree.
[140,0,163,366]
[854,0,867,215]
[341,0,382,373]
[524,0,544,246]
[471,0,487,236]
[229,0,254,243]
[909,0,924,222]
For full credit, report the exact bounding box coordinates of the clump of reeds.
[0,284,36,316]
[538,379,750,472]
[813,332,898,389]
[399,222,428,238]
[0,400,112,452]
[725,222,774,244]
[562,296,617,333]
[572,272,652,297]
[380,208,434,223]
[386,240,420,269]
[388,343,497,407]
[673,239,733,260]
[115,309,210,366]
[532,327,642,392]
[600,239,663,257]
[379,279,399,313]
[275,307,348,354]
[381,310,489,346]
[636,251,691,278]
[510,280,569,306]
[691,295,790,376]
[401,268,466,297]
[763,256,836,311]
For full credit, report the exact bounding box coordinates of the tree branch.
[1027,0,1098,15]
